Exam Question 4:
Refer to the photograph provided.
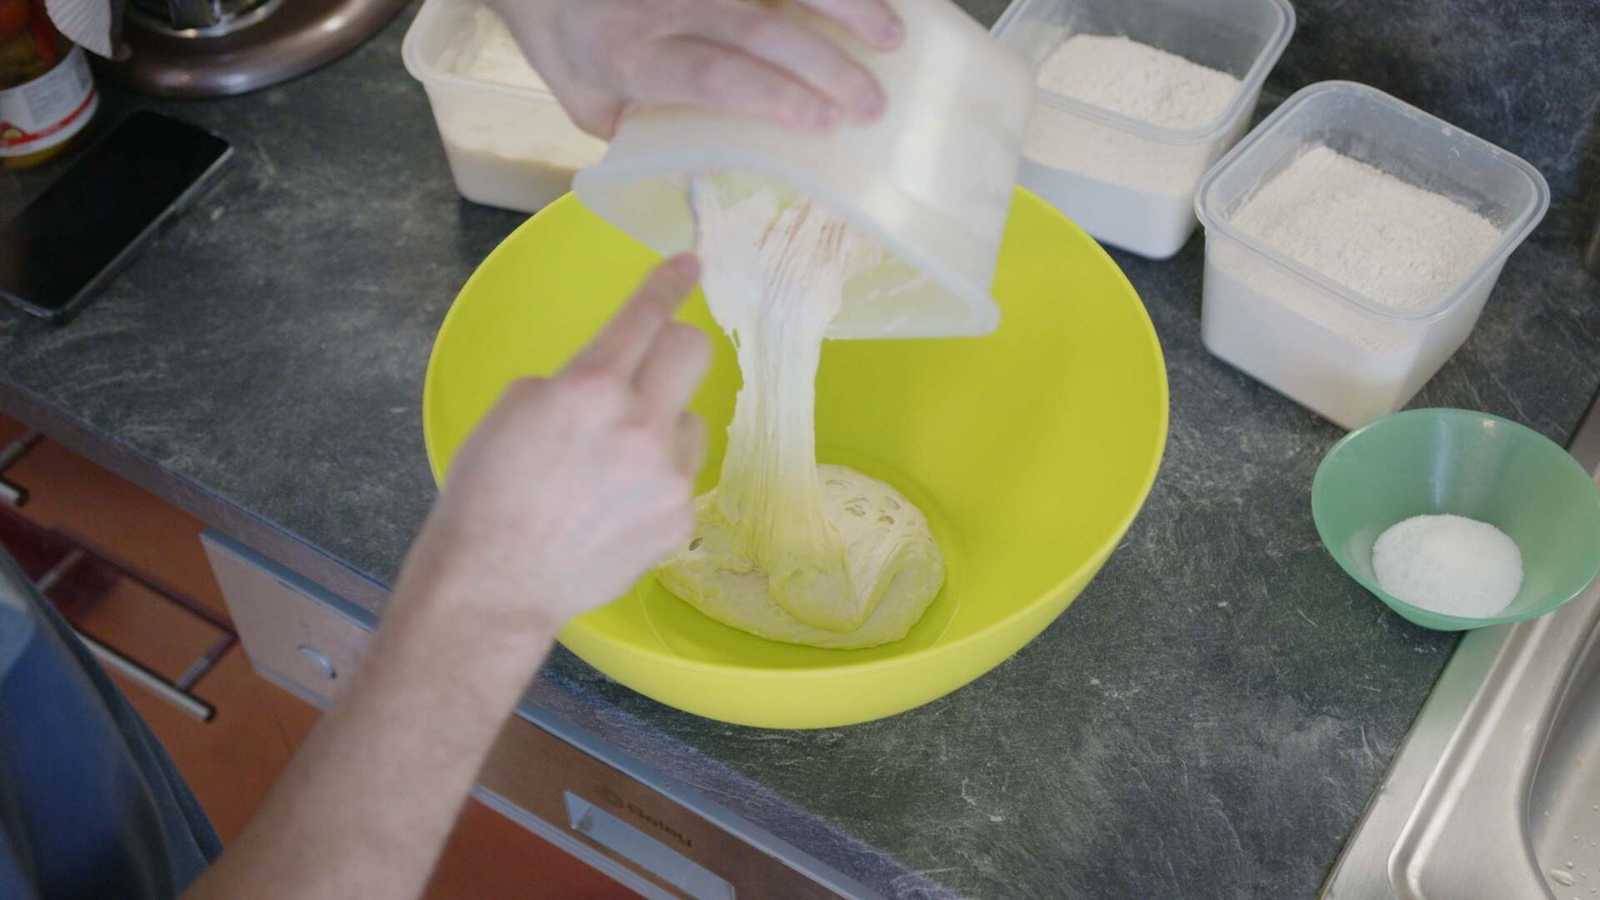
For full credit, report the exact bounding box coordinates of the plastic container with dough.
[573,0,1034,340]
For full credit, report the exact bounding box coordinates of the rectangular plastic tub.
[992,0,1293,258]
[402,0,604,213]
[1195,81,1550,430]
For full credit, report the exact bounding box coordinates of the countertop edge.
[0,377,393,612]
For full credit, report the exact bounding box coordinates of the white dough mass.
[655,177,945,649]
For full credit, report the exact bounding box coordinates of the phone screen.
[0,110,232,318]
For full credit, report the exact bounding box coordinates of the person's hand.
[410,254,711,631]
[489,0,904,138]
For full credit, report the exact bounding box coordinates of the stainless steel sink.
[1324,392,1600,900]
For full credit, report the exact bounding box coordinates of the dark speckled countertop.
[3,1,1598,896]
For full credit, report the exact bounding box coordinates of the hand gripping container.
[572,0,1034,340]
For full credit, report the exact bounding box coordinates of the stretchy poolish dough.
[656,177,945,649]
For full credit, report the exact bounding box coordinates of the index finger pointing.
[567,254,702,376]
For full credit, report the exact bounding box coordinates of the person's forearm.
[183,252,708,898]
[186,519,553,900]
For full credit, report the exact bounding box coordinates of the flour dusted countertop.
[2,0,1598,895]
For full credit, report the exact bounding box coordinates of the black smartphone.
[0,110,233,323]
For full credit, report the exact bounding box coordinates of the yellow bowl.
[423,190,1168,728]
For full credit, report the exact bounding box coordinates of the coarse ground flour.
[1024,34,1241,195]
[1037,34,1240,131]
[1229,145,1503,313]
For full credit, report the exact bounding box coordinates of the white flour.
[437,5,604,171]
[1372,514,1523,618]
[1230,146,1503,313]
[1037,34,1240,131]
[656,176,945,649]
[1024,34,1241,196]
[1201,145,1508,427]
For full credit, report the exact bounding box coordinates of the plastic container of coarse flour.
[574,0,1032,340]
[1195,82,1550,430]
[992,0,1294,259]
[403,0,605,213]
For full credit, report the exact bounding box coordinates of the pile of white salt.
[1372,514,1523,618]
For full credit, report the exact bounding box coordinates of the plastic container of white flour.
[574,0,1032,340]
[1195,82,1550,430]
[992,0,1294,258]
[403,0,606,213]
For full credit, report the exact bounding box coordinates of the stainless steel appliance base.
[107,0,410,98]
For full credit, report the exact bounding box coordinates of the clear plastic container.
[574,0,1032,340]
[1195,81,1550,430]
[402,0,605,213]
[992,0,1293,258]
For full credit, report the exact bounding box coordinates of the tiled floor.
[0,415,635,898]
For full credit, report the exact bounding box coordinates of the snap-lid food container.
[403,0,605,213]
[992,0,1293,258]
[1195,81,1550,431]
[573,0,1033,340]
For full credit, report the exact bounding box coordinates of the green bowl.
[1312,408,1600,631]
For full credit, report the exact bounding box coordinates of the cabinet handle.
[564,791,734,900]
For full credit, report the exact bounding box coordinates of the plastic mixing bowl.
[573,0,1033,340]
[423,189,1167,728]
[1312,408,1600,631]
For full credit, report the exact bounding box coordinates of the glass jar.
[0,0,97,169]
